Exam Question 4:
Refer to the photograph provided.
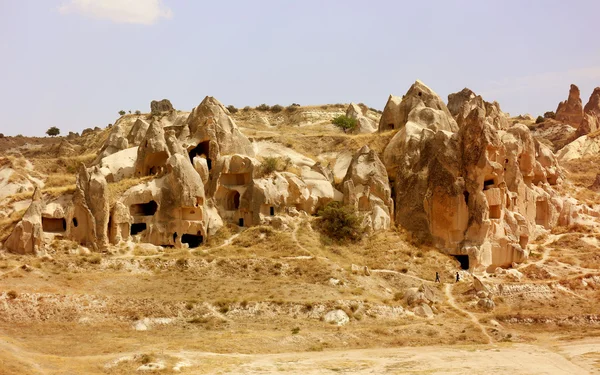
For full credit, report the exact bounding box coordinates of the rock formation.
[342,145,393,230]
[4,187,44,254]
[150,99,174,114]
[577,87,600,137]
[447,88,509,130]
[383,81,587,271]
[555,84,583,127]
[379,80,458,133]
[346,103,377,134]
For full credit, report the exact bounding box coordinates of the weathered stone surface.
[342,145,393,230]
[413,303,434,318]
[379,80,458,132]
[555,84,583,127]
[150,99,174,114]
[448,87,509,130]
[127,119,150,146]
[577,87,600,137]
[324,309,350,326]
[135,121,170,177]
[346,103,377,134]
[4,188,44,254]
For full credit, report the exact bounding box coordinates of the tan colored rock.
[577,87,600,136]
[448,88,509,130]
[555,84,583,127]
[108,202,131,244]
[135,121,170,177]
[127,118,150,146]
[346,103,377,134]
[4,187,44,254]
[342,145,393,230]
[379,80,458,132]
[95,123,129,162]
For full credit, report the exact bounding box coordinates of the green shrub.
[286,105,298,112]
[270,104,283,113]
[260,156,291,176]
[256,104,270,111]
[535,116,544,124]
[242,106,251,111]
[46,127,60,137]
[317,201,363,242]
[291,327,300,335]
[118,110,126,116]
[135,110,141,115]
[331,115,357,133]
[544,111,556,119]
[226,105,239,114]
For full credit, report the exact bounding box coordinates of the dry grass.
[107,176,154,204]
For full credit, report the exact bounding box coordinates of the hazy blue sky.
[1,0,600,136]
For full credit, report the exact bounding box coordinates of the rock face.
[342,145,393,230]
[379,80,458,133]
[150,99,174,114]
[447,88,509,130]
[346,103,377,134]
[324,309,350,326]
[382,81,586,271]
[555,84,583,127]
[577,87,600,137]
[4,188,44,254]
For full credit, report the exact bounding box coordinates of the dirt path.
[444,283,493,344]
[371,268,434,284]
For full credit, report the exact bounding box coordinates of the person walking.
[455,271,460,283]
[435,272,440,283]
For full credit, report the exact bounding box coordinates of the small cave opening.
[238,218,244,227]
[130,223,147,235]
[189,141,212,170]
[130,201,158,216]
[489,204,501,219]
[388,123,394,130]
[173,232,178,242]
[463,191,470,205]
[270,206,275,216]
[72,217,78,228]
[182,233,203,248]
[483,179,495,190]
[453,255,469,270]
[225,191,241,210]
[42,218,66,233]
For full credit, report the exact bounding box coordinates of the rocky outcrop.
[379,80,458,133]
[135,121,170,177]
[555,84,583,127]
[382,82,584,271]
[95,123,129,162]
[346,103,377,134]
[342,145,393,230]
[556,134,600,162]
[150,99,174,114]
[4,188,44,254]
[448,88,509,130]
[127,119,150,146]
[577,87,600,137]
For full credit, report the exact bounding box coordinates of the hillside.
[1,83,600,374]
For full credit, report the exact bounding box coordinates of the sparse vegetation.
[270,104,283,113]
[256,104,270,111]
[259,156,291,176]
[317,201,363,243]
[118,110,126,116]
[226,105,239,114]
[535,116,544,124]
[46,127,60,137]
[544,111,556,119]
[135,110,141,115]
[331,115,357,133]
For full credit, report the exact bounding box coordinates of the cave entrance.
[182,233,203,248]
[130,201,158,216]
[489,204,501,219]
[483,179,495,190]
[388,123,394,130]
[225,191,241,210]
[453,255,469,270]
[189,141,212,170]
[130,223,147,235]
[238,218,244,227]
[270,206,275,216]
[42,217,66,233]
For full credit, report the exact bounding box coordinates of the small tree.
[331,115,357,133]
[135,110,141,115]
[256,104,270,111]
[318,201,363,242]
[46,126,60,137]
[535,116,544,124]
[270,104,283,113]
[118,110,126,116]
[543,111,556,119]
[226,105,239,114]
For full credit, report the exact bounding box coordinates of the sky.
[1,0,600,136]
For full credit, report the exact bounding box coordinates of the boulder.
[555,84,583,127]
[473,276,489,294]
[324,309,350,326]
[127,118,150,146]
[4,187,44,254]
[150,99,174,114]
[413,303,434,318]
[346,103,377,134]
[477,298,495,311]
